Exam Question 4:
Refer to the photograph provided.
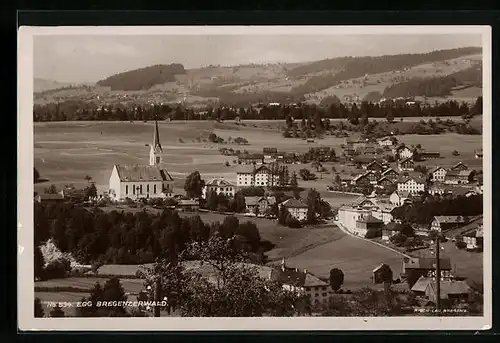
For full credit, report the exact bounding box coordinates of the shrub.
[456,241,467,249]
[44,257,72,279]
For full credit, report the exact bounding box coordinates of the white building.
[202,178,236,199]
[397,177,426,195]
[430,167,447,182]
[397,146,414,159]
[389,190,412,206]
[279,198,308,221]
[377,136,398,146]
[109,121,174,201]
[236,165,280,187]
[337,205,371,232]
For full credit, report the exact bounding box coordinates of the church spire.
[153,119,162,152]
[150,119,163,166]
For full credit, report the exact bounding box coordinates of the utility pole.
[435,236,441,312]
[153,276,161,317]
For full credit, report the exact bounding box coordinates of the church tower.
[149,120,163,166]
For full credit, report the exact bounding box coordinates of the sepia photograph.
[18,25,491,331]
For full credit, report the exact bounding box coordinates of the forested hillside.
[97,63,187,91]
[383,64,482,98]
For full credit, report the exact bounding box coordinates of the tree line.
[33,96,482,123]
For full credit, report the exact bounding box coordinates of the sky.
[33,33,482,84]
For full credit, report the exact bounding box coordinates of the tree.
[34,167,40,183]
[34,298,44,317]
[329,268,344,292]
[45,184,58,194]
[290,171,298,189]
[306,189,321,224]
[86,183,98,199]
[184,171,205,199]
[84,175,92,183]
[34,245,45,280]
[334,174,342,185]
[78,278,129,317]
[49,305,65,317]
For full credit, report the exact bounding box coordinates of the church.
[109,120,174,201]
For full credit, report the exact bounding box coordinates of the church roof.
[115,164,173,182]
[153,120,162,152]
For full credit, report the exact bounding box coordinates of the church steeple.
[150,119,163,166]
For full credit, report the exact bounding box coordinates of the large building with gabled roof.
[109,120,174,201]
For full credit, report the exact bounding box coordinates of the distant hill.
[34,78,74,93]
[97,63,187,91]
[34,46,483,106]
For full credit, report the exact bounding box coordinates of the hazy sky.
[34,34,481,83]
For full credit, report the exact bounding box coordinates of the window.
[156,156,160,164]
[140,185,143,194]
[133,184,135,194]
[154,184,157,194]
[315,293,319,297]
[322,293,327,297]
[125,185,128,195]
[147,184,150,193]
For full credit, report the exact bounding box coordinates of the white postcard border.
[18,25,492,331]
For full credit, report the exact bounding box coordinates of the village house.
[398,157,415,171]
[389,190,413,206]
[352,196,377,209]
[430,167,447,182]
[263,147,278,164]
[176,199,200,212]
[377,136,398,147]
[397,176,427,195]
[377,176,394,189]
[475,149,483,159]
[371,203,396,224]
[353,215,384,237]
[462,222,483,251]
[365,160,385,173]
[352,170,379,187]
[428,182,452,196]
[109,121,174,201]
[238,153,264,165]
[279,198,308,221]
[394,145,413,160]
[381,168,399,181]
[337,205,372,233]
[401,257,453,280]
[270,259,333,308]
[444,170,475,185]
[244,196,277,216]
[430,215,468,233]
[416,149,441,160]
[382,221,399,241]
[34,191,66,204]
[411,276,471,305]
[450,162,468,172]
[202,178,236,199]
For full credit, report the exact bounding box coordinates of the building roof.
[280,198,308,209]
[392,190,411,198]
[177,199,199,206]
[399,157,414,164]
[446,170,474,178]
[115,164,173,182]
[397,175,426,184]
[430,166,447,174]
[433,216,467,225]
[356,215,383,224]
[36,193,65,201]
[415,278,472,298]
[451,162,468,170]
[239,153,264,160]
[245,196,276,206]
[403,257,452,271]
[270,264,328,288]
[382,168,398,176]
[385,222,400,231]
[205,178,235,187]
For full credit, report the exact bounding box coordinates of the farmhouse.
[401,257,452,280]
[365,160,385,172]
[270,259,333,307]
[34,191,66,204]
[377,176,394,188]
[381,168,399,181]
[428,182,452,196]
[352,171,378,186]
[450,162,468,172]
[109,121,174,201]
[430,167,447,182]
[238,153,264,165]
[394,145,413,159]
[398,157,415,171]
[444,170,475,185]
[397,176,427,195]
[430,215,467,233]
[202,178,235,199]
[377,136,398,147]
[176,199,200,212]
[279,198,308,222]
[411,276,471,305]
[244,196,277,215]
[463,222,483,251]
